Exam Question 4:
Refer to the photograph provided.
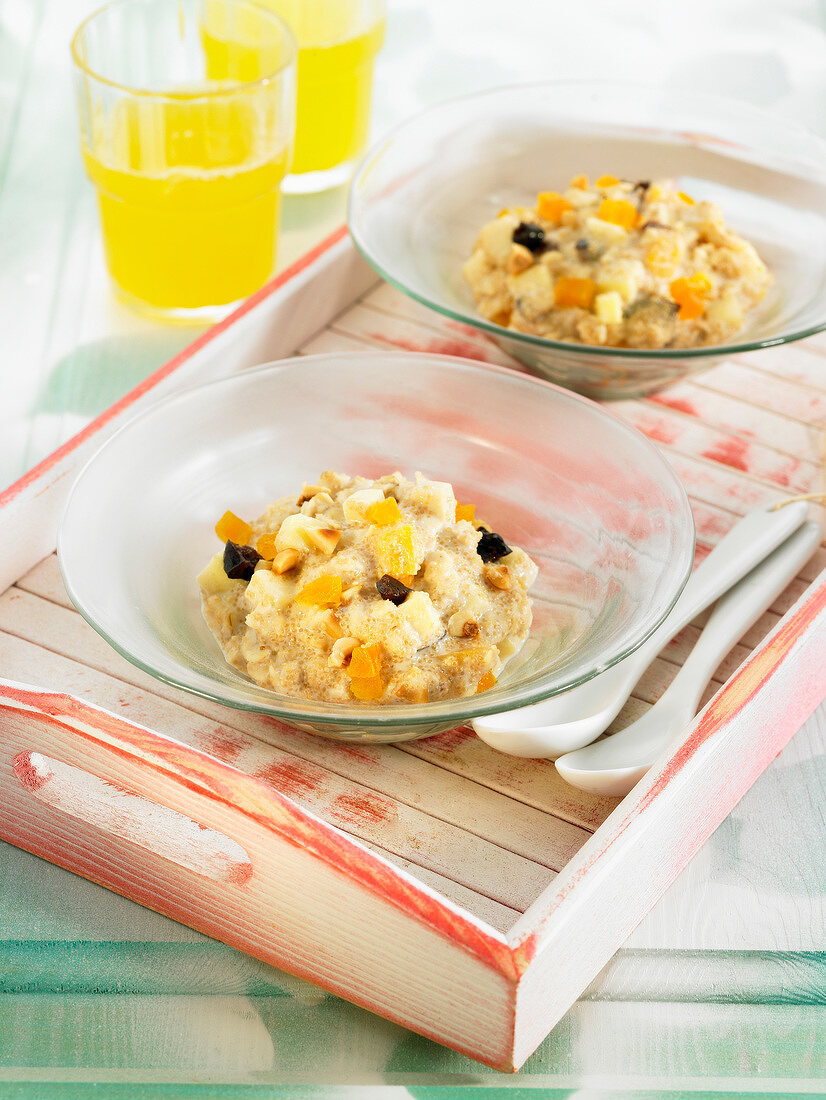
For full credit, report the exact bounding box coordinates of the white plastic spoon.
[472,501,810,758]
[555,520,822,797]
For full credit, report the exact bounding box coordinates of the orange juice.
[204,0,384,183]
[83,95,291,315]
[289,20,384,174]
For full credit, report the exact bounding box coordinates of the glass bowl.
[348,81,826,399]
[57,351,695,743]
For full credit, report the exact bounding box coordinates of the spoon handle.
[556,521,822,795]
[631,500,810,668]
[663,520,823,724]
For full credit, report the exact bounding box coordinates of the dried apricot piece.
[597,198,637,230]
[455,501,476,523]
[596,174,620,188]
[646,236,682,278]
[347,643,382,679]
[295,575,343,608]
[255,532,279,560]
[554,276,596,310]
[670,274,711,321]
[375,524,416,577]
[536,191,573,223]
[365,497,403,526]
[349,675,384,701]
[215,510,253,545]
[475,671,497,694]
[686,271,712,294]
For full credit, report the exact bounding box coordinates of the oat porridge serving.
[462,174,771,350]
[198,471,538,704]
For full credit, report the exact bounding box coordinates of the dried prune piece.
[512,221,547,254]
[376,574,411,605]
[476,530,512,563]
[223,540,262,581]
[640,220,670,232]
[624,295,680,321]
[623,295,680,349]
[575,238,603,262]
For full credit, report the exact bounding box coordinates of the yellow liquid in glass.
[204,0,384,176]
[84,96,290,313]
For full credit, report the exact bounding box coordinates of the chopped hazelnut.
[271,548,300,575]
[484,564,511,590]
[296,484,321,506]
[328,637,359,668]
[507,242,534,275]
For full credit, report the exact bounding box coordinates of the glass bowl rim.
[347,78,826,361]
[57,350,696,728]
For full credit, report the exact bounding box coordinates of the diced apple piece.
[396,591,443,647]
[595,261,643,304]
[584,215,627,246]
[502,547,539,589]
[197,553,244,596]
[497,635,522,660]
[506,264,554,312]
[462,248,490,286]
[245,568,295,611]
[343,488,385,525]
[593,290,624,325]
[275,513,341,555]
[704,295,744,329]
[409,475,455,522]
[478,214,519,264]
[390,667,435,703]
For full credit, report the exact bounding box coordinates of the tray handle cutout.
[12,749,253,885]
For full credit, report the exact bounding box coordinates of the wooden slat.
[0,625,560,913]
[693,360,826,425]
[13,554,620,833]
[618,401,821,493]
[746,343,826,395]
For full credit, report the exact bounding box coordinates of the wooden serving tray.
[1,228,825,1071]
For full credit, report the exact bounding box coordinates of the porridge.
[198,470,538,704]
[462,174,771,349]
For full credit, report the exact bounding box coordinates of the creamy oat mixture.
[198,471,537,704]
[462,174,771,350]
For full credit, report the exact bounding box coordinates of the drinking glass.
[72,0,297,322]
[204,0,385,192]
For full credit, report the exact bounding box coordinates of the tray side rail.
[508,565,826,1067]
[0,681,522,1069]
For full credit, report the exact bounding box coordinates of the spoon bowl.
[473,502,810,758]
[555,520,822,795]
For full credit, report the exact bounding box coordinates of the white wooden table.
[1,0,825,1091]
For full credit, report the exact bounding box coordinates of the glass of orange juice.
[71,0,297,322]
[204,0,385,193]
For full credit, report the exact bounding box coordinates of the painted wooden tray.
[1,228,825,1072]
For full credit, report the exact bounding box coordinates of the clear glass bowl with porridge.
[57,352,695,743]
[348,82,826,398]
